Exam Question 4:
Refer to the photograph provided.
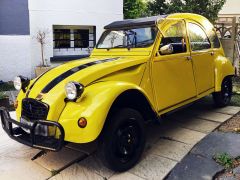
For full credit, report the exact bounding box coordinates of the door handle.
[210,51,214,56]
[185,56,192,61]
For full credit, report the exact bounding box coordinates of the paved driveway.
[0,98,240,180]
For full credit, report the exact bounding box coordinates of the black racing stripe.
[26,68,53,97]
[41,57,120,93]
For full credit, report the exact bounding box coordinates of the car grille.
[22,98,49,120]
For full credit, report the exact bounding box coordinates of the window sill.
[50,55,90,62]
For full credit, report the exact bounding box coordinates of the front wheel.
[213,77,233,107]
[98,108,146,172]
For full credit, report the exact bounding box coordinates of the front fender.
[58,81,151,143]
[215,56,235,92]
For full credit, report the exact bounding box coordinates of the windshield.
[96,27,158,49]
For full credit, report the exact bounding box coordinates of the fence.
[214,17,240,75]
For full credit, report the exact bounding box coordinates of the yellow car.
[0,13,235,171]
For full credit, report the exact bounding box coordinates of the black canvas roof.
[104,15,168,29]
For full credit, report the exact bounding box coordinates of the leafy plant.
[214,153,234,169]
[0,92,8,100]
[0,82,14,92]
[124,0,147,19]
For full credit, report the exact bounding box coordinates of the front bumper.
[0,107,65,151]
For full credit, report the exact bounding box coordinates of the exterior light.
[78,117,87,128]
[13,76,30,92]
[65,81,84,100]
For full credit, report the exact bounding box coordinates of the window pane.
[74,30,89,48]
[160,21,187,55]
[54,29,70,48]
[188,23,211,51]
[96,27,157,49]
[209,30,221,48]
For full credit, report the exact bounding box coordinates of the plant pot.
[35,66,51,77]
[0,97,10,108]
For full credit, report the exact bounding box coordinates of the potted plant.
[34,30,51,77]
[0,92,10,108]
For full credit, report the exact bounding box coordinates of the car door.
[187,21,215,94]
[152,19,197,111]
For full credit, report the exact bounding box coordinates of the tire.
[98,108,146,172]
[213,77,232,107]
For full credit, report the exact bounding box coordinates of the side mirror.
[159,44,174,55]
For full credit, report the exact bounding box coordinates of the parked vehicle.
[0,13,235,172]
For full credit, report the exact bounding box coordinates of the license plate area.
[20,117,48,136]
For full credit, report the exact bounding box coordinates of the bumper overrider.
[0,107,65,151]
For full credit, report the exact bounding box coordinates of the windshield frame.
[96,25,158,49]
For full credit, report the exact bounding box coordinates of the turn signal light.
[14,100,18,109]
[78,117,87,128]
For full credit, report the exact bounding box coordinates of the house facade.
[0,0,123,81]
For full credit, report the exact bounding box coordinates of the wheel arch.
[214,56,235,92]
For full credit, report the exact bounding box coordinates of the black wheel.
[213,77,232,107]
[98,108,146,172]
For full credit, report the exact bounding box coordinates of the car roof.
[104,15,168,29]
[104,13,213,31]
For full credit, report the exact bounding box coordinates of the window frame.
[187,22,212,52]
[158,19,189,56]
[53,28,93,49]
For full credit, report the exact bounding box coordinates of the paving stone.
[171,117,220,133]
[191,132,240,159]
[0,156,51,180]
[50,163,103,180]
[161,126,206,145]
[78,153,114,179]
[149,139,192,161]
[66,142,97,155]
[213,106,240,115]
[145,122,163,146]
[109,172,144,180]
[9,111,16,119]
[130,154,177,180]
[34,147,85,171]
[191,111,232,123]
[0,140,39,160]
[166,153,223,180]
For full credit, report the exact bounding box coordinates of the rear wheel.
[98,108,146,172]
[213,77,232,107]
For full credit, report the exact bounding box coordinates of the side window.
[160,21,187,55]
[209,30,221,48]
[188,23,211,51]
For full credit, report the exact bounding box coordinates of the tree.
[34,29,49,66]
[147,0,226,22]
[124,0,147,19]
[147,0,168,16]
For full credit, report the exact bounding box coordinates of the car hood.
[25,56,147,120]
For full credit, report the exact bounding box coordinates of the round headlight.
[65,82,84,100]
[13,76,22,90]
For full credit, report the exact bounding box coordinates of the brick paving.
[0,99,240,180]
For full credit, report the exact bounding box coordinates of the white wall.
[0,35,31,81]
[28,0,123,78]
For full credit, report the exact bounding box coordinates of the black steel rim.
[113,118,141,163]
[222,80,232,103]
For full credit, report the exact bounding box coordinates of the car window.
[160,21,187,55]
[188,23,211,51]
[209,30,221,48]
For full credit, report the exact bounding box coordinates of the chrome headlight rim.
[13,76,30,92]
[65,81,84,101]
[13,76,22,91]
